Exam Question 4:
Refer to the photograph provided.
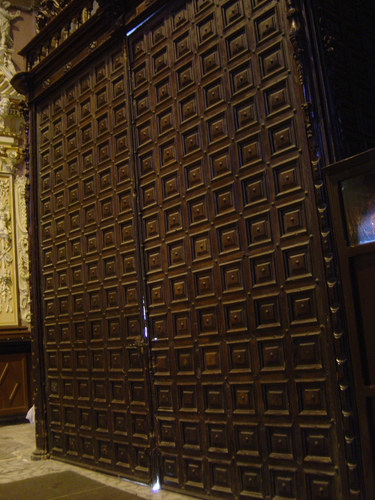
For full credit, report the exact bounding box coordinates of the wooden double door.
[35,1,347,497]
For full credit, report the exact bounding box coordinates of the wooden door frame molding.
[287,1,364,497]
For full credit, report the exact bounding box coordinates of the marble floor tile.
[0,423,194,499]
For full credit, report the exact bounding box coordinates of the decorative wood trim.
[287,1,363,498]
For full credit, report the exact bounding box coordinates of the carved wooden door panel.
[37,43,153,482]
[128,0,343,498]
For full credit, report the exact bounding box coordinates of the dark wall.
[311,0,375,160]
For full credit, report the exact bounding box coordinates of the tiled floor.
[0,423,193,499]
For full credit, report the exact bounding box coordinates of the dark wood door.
[128,0,344,497]
[32,0,349,497]
[37,43,153,482]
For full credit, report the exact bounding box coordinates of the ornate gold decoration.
[0,0,30,328]
[28,0,100,69]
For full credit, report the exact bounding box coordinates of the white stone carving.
[0,176,13,314]
[14,175,30,322]
[0,2,20,50]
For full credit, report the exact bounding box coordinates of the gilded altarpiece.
[0,2,31,420]
[0,3,30,328]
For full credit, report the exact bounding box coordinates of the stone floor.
[0,423,193,499]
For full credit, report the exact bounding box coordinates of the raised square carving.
[198,15,216,44]
[168,241,185,267]
[155,78,170,104]
[221,261,244,292]
[271,469,296,499]
[198,308,218,335]
[292,333,322,369]
[228,342,252,372]
[274,157,303,197]
[214,185,235,216]
[163,172,179,198]
[207,114,227,142]
[264,79,291,117]
[201,48,220,77]
[232,383,255,413]
[239,466,263,497]
[160,140,176,165]
[133,62,147,87]
[278,201,307,237]
[222,1,243,27]
[153,49,169,74]
[182,421,201,449]
[135,92,149,117]
[173,312,191,338]
[144,215,160,240]
[258,338,285,371]
[176,348,194,373]
[112,77,125,98]
[189,196,208,224]
[302,426,332,463]
[247,211,272,246]
[180,95,197,123]
[165,207,183,233]
[218,224,240,253]
[201,345,221,373]
[175,33,191,59]
[151,316,167,339]
[242,172,268,207]
[173,5,188,29]
[178,384,197,411]
[142,183,157,207]
[153,349,170,375]
[238,134,263,167]
[178,64,194,91]
[254,296,280,328]
[158,109,173,135]
[262,382,289,414]
[226,29,248,60]
[269,119,296,155]
[297,381,327,415]
[288,288,317,324]
[250,252,276,286]
[255,8,279,44]
[96,87,108,110]
[225,303,248,332]
[259,43,285,79]
[194,269,215,297]
[235,425,259,456]
[266,426,293,458]
[156,384,173,409]
[230,63,253,94]
[209,148,232,179]
[183,128,200,155]
[171,277,188,301]
[204,384,225,412]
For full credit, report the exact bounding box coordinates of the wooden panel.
[36,44,152,482]
[0,354,30,417]
[129,0,341,497]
